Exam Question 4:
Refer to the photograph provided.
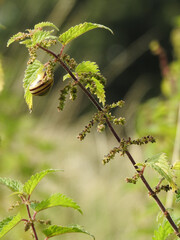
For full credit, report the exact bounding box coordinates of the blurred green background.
[1,0,180,239]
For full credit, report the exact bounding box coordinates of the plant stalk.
[26,202,38,240]
[38,44,180,237]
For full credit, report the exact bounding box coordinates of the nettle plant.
[0,169,94,240]
[1,21,180,239]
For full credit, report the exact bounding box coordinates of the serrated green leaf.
[92,77,105,105]
[19,39,33,48]
[25,90,33,112]
[86,77,106,106]
[63,73,71,81]
[23,60,44,111]
[30,193,82,214]
[173,161,180,170]
[0,177,23,193]
[146,153,163,164]
[153,220,174,240]
[75,61,100,74]
[32,30,57,46]
[43,224,95,239]
[7,32,25,47]
[0,213,21,238]
[23,169,60,196]
[59,22,113,45]
[145,153,177,191]
[63,61,100,81]
[34,22,59,31]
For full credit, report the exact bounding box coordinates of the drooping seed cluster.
[79,72,106,87]
[77,101,126,141]
[57,82,78,111]
[61,54,78,71]
[103,136,156,164]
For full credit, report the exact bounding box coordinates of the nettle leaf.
[32,30,57,46]
[74,61,105,104]
[34,21,59,31]
[0,213,21,238]
[86,77,106,106]
[145,153,176,191]
[63,61,100,81]
[153,220,174,240]
[23,169,60,196]
[23,60,44,111]
[59,22,113,46]
[75,61,100,74]
[7,32,25,47]
[30,193,82,214]
[0,177,23,193]
[43,224,95,239]
[173,161,180,170]
[20,39,33,48]
[63,73,71,81]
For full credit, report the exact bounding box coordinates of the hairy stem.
[26,201,38,240]
[38,45,180,237]
[20,196,38,240]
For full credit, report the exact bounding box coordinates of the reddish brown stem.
[21,218,29,222]
[26,204,38,240]
[21,195,39,240]
[37,44,180,237]
[59,45,65,57]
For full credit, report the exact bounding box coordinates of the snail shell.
[29,72,53,96]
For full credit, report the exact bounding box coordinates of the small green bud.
[97,124,105,132]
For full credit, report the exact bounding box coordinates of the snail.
[29,71,54,96]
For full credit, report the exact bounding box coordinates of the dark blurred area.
[1,0,180,108]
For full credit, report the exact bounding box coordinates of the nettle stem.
[26,204,38,240]
[38,45,180,237]
[22,195,39,240]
